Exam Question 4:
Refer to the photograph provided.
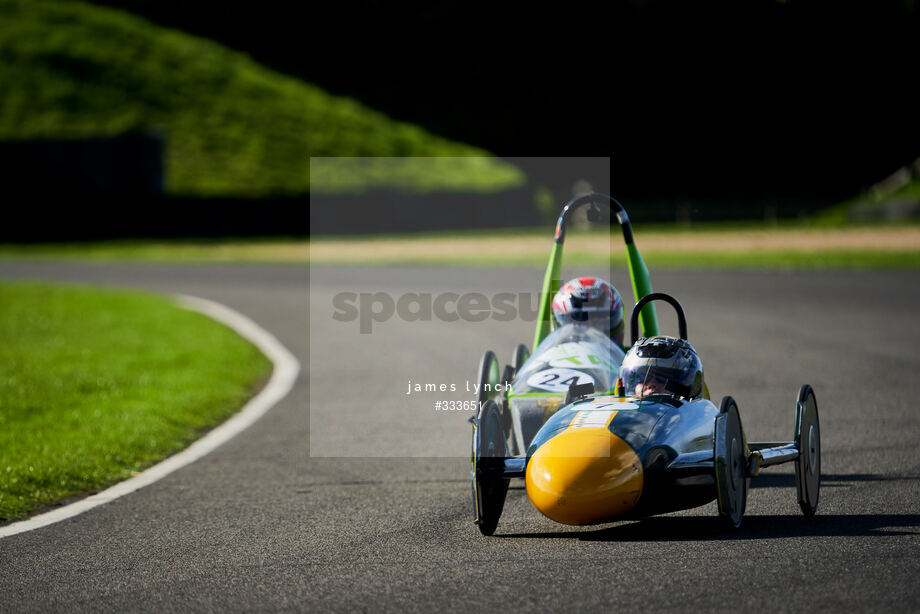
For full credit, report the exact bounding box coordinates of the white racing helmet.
[551,277,625,345]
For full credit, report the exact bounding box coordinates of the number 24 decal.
[525,367,594,393]
[537,372,581,387]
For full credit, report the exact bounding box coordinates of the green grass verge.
[0,0,521,196]
[635,249,920,270]
[0,223,918,268]
[307,249,920,269]
[0,281,272,522]
[306,223,920,269]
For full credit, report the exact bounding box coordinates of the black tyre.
[476,350,500,406]
[795,385,821,517]
[501,347,526,456]
[502,396,520,458]
[714,396,748,529]
[470,400,510,536]
[512,344,530,371]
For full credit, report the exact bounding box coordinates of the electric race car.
[471,193,821,535]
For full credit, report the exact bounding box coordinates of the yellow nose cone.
[526,429,643,525]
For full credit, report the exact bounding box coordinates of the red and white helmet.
[551,277,625,345]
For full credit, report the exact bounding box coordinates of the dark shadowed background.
[3,0,919,238]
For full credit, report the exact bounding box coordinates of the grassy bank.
[0,282,272,522]
[1,223,917,268]
[0,0,519,196]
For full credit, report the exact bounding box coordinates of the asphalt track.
[1,261,918,612]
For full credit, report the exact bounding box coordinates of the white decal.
[579,400,639,411]
[525,367,595,393]
[570,410,614,428]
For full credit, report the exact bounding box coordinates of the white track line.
[0,294,300,539]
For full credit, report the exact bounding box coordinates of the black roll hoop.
[630,292,688,346]
[554,192,634,245]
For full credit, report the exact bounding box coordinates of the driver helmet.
[551,277,625,345]
[619,336,703,399]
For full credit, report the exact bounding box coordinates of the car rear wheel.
[476,350,500,407]
[512,343,530,371]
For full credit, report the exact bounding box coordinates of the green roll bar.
[532,192,659,350]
